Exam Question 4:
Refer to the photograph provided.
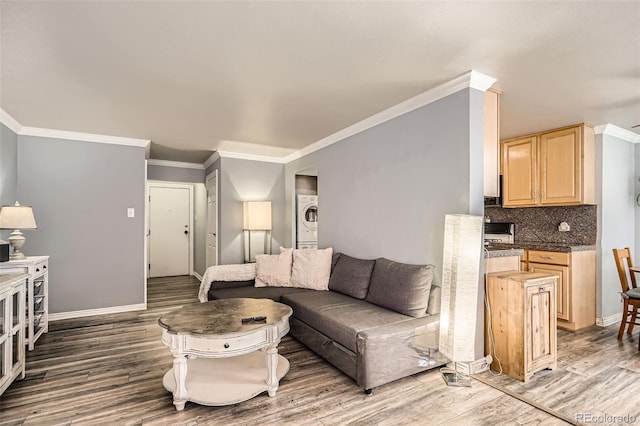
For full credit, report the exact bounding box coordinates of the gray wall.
[0,123,18,241]
[193,183,207,276]
[147,163,207,277]
[595,133,637,320]
[17,136,146,314]
[284,88,486,358]
[285,89,483,271]
[217,157,285,265]
[636,143,640,260]
[147,164,205,183]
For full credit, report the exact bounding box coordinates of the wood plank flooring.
[0,275,637,425]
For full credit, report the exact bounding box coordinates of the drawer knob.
[224,343,230,349]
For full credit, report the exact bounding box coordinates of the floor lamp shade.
[243,202,272,231]
[438,214,483,363]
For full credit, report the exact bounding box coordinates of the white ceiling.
[1,1,639,161]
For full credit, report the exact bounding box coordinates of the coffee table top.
[158,298,292,336]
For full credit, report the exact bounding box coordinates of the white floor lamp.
[243,201,272,263]
[439,214,483,386]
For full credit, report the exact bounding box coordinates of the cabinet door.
[525,282,556,372]
[529,262,569,321]
[539,126,582,205]
[502,137,537,206]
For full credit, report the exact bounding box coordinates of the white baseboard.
[596,313,622,327]
[193,272,203,281]
[49,303,147,321]
[447,355,493,375]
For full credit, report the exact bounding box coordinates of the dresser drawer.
[528,250,570,266]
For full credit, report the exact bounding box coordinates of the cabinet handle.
[224,343,230,349]
[36,268,40,272]
[541,255,553,260]
[43,265,47,269]
[542,190,546,200]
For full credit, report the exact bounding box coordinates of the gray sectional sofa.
[206,253,443,393]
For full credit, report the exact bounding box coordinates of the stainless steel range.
[484,222,515,245]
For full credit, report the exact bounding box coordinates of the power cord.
[484,247,503,376]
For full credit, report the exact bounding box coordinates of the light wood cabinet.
[483,89,500,197]
[525,250,595,331]
[0,274,27,396]
[501,124,594,207]
[0,256,49,350]
[486,271,557,382]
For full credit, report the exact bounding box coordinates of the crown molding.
[594,124,640,143]
[284,70,497,162]
[203,152,220,169]
[20,126,151,147]
[217,150,288,164]
[0,109,23,134]
[147,159,205,170]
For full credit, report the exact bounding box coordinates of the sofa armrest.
[356,314,443,390]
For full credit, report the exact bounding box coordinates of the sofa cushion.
[328,254,375,299]
[365,258,434,318]
[290,248,333,290]
[255,248,293,287]
[282,291,414,352]
[208,285,312,302]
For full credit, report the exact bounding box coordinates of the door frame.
[146,180,195,277]
[205,170,219,267]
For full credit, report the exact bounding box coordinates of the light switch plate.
[127,208,135,218]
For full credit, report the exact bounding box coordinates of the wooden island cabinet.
[486,271,557,382]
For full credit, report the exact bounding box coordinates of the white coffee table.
[158,298,293,411]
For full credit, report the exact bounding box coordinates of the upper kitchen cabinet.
[484,89,500,198]
[501,123,595,207]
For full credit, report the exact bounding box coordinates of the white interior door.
[149,186,191,277]
[205,171,218,267]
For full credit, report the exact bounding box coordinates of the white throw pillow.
[255,248,293,287]
[290,248,333,290]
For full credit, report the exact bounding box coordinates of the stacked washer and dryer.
[296,195,318,249]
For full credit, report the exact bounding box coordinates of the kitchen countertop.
[484,242,596,257]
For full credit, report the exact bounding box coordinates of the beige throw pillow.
[255,248,293,287]
[290,248,333,290]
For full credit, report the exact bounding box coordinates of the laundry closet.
[295,174,318,249]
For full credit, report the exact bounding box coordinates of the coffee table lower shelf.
[162,351,290,408]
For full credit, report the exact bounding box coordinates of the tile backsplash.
[484,205,597,245]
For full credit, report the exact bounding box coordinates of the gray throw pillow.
[365,258,434,318]
[329,254,375,299]
[331,252,342,273]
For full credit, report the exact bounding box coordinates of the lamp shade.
[243,201,272,230]
[438,214,482,363]
[0,202,37,230]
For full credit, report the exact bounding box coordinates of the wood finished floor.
[0,276,638,426]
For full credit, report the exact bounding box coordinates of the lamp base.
[441,371,472,387]
[441,362,472,387]
[8,230,26,260]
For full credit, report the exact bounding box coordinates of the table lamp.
[0,201,38,260]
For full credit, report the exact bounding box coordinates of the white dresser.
[0,273,27,396]
[0,256,49,350]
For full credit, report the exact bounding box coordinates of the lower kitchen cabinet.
[486,271,557,382]
[527,250,595,331]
